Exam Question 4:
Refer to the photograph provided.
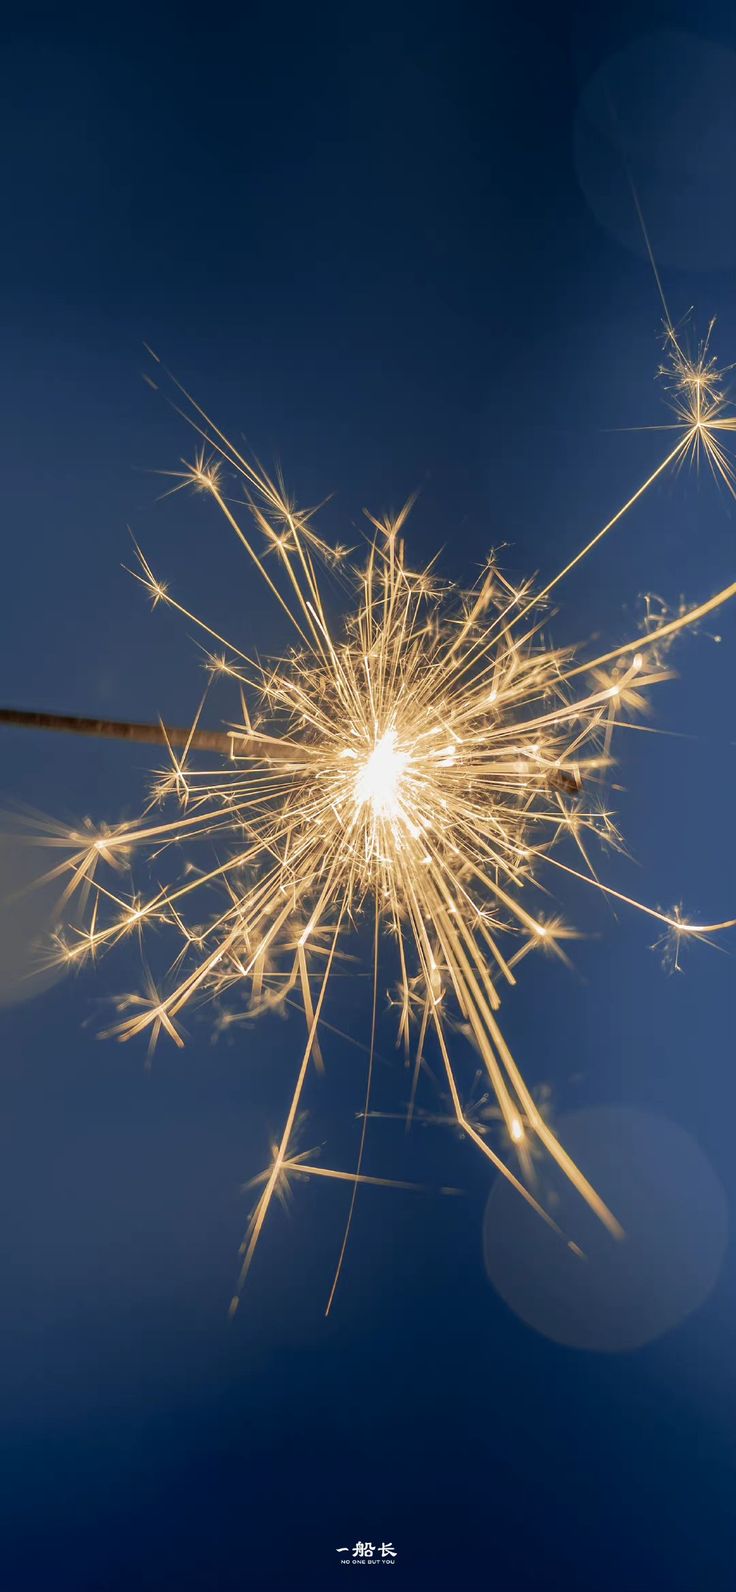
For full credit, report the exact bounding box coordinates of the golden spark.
[19,322,736,1313]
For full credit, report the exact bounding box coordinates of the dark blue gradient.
[1,4,735,1588]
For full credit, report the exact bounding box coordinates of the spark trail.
[17,323,736,1310]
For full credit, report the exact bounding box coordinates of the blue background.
[1,4,735,1588]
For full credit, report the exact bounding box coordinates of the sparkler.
[6,318,736,1313]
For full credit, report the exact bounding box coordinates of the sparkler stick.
[0,706,306,762]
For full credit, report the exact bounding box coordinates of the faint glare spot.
[0,828,73,1007]
[484,1107,727,1351]
[574,31,736,271]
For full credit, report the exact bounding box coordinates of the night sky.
[1,4,736,1589]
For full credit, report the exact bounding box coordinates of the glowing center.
[355,730,409,819]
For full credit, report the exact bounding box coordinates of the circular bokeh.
[483,1106,728,1351]
[574,31,736,272]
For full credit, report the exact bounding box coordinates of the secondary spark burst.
[38,322,736,1312]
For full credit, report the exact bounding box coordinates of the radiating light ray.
[324,906,380,1316]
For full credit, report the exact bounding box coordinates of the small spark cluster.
[38,321,736,1310]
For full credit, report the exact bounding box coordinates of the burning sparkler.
[5,317,736,1313]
